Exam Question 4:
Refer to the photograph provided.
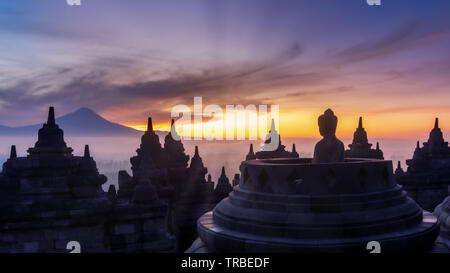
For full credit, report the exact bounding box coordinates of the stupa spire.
[290,143,300,158]
[47,106,56,126]
[169,118,182,142]
[147,117,153,132]
[194,146,199,157]
[84,145,90,158]
[350,116,369,145]
[163,118,189,169]
[10,145,17,159]
[215,166,232,201]
[426,117,445,148]
[186,145,208,185]
[417,141,420,149]
[395,160,404,176]
[245,144,256,160]
[345,116,383,159]
[270,118,276,132]
[29,106,71,153]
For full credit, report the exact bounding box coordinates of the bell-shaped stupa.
[27,106,74,157]
[396,118,450,211]
[255,119,298,159]
[118,116,170,200]
[344,117,384,159]
[214,166,233,201]
[191,109,439,253]
[174,145,217,251]
[245,144,256,161]
[0,107,109,252]
[114,116,178,252]
[164,119,190,169]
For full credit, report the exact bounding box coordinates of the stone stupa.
[190,109,439,253]
[117,117,225,252]
[344,117,384,159]
[111,118,177,252]
[117,117,170,200]
[0,108,177,253]
[164,119,190,187]
[214,166,233,202]
[254,119,298,159]
[0,107,109,252]
[396,118,450,211]
[174,145,217,251]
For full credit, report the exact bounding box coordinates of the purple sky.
[1,0,450,137]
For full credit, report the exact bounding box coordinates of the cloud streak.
[1,0,450,136]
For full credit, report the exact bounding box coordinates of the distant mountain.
[0,107,165,137]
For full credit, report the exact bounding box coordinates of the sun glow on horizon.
[121,109,450,141]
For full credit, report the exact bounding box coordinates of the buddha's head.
[318,109,338,137]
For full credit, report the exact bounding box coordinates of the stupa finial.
[169,118,182,141]
[358,117,363,129]
[270,118,277,133]
[147,117,153,132]
[84,144,90,158]
[395,160,404,176]
[194,146,199,157]
[47,106,56,126]
[292,143,297,153]
[434,117,439,129]
[246,144,256,160]
[416,140,420,149]
[221,166,226,177]
[30,106,70,152]
[376,142,380,150]
[10,145,17,159]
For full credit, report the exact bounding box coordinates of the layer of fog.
[0,135,418,191]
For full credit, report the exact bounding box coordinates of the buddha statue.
[312,109,344,163]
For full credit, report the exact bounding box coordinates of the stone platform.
[196,158,440,253]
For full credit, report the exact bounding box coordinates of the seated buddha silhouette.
[312,109,344,163]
